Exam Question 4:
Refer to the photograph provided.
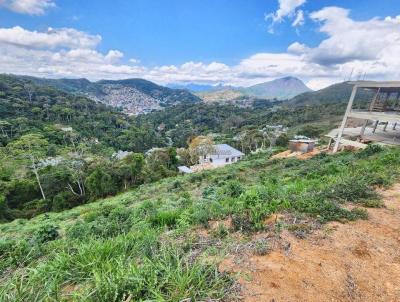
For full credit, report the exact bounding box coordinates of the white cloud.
[267,0,306,23]
[292,10,304,26]
[0,26,101,49]
[266,0,306,32]
[306,78,337,91]
[0,0,55,15]
[129,58,140,64]
[105,50,124,63]
[287,41,307,54]
[2,7,400,92]
[292,7,400,83]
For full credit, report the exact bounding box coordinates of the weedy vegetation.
[1,145,400,301]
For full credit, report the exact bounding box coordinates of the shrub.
[171,179,183,190]
[85,167,118,198]
[321,177,378,203]
[52,191,80,212]
[356,144,383,158]
[66,220,89,239]
[297,125,325,138]
[276,133,289,147]
[293,195,368,223]
[202,186,218,200]
[67,207,135,239]
[346,208,368,220]
[232,205,268,233]
[150,209,181,227]
[33,224,59,244]
[211,224,229,239]
[223,180,244,198]
[191,204,211,227]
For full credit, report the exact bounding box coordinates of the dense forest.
[0,75,171,221]
[0,74,348,221]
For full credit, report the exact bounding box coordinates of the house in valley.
[179,144,245,173]
[199,144,244,166]
[195,144,244,170]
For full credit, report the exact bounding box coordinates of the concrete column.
[372,120,379,133]
[333,85,358,153]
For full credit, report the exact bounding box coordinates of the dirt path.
[221,184,400,302]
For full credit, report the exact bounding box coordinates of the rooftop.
[178,166,193,173]
[210,144,244,157]
[348,81,400,92]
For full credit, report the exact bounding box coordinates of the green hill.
[0,74,170,221]
[241,76,311,100]
[1,73,398,301]
[14,75,201,115]
[288,81,374,106]
[1,145,399,301]
[0,73,349,223]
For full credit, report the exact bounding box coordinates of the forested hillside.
[0,74,348,222]
[289,82,374,106]
[136,101,345,147]
[19,75,201,115]
[0,75,172,221]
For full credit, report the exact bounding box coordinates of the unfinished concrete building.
[328,81,400,152]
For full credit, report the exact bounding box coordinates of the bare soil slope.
[221,184,400,302]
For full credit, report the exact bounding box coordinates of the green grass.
[1,145,400,301]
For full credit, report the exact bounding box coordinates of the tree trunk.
[31,158,46,200]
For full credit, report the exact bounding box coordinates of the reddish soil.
[271,149,321,160]
[220,184,400,302]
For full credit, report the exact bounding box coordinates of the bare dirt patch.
[271,149,321,160]
[220,184,400,302]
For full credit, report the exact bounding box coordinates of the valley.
[1,1,399,300]
[18,75,320,114]
[0,74,398,301]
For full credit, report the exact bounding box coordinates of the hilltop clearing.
[220,184,400,302]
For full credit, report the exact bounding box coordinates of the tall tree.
[188,136,216,165]
[8,134,49,200]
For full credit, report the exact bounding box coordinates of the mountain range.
[176,76,311,103]
[19,76,201,115]
[2,74,363,115]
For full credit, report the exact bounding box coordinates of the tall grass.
[1,145,400,300]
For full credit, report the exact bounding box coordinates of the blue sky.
[0,0,399,89]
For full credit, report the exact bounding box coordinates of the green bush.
[191,203,211,227]
[33,224,59,244]
[202,185,218,200]
[232,205,269,233]
[67,207,135,239]
[222,180,244,198]
[321,177,378,203]
[150,209,181,227]
[356,144,383,158]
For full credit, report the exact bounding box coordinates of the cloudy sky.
[0,0,399,89]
